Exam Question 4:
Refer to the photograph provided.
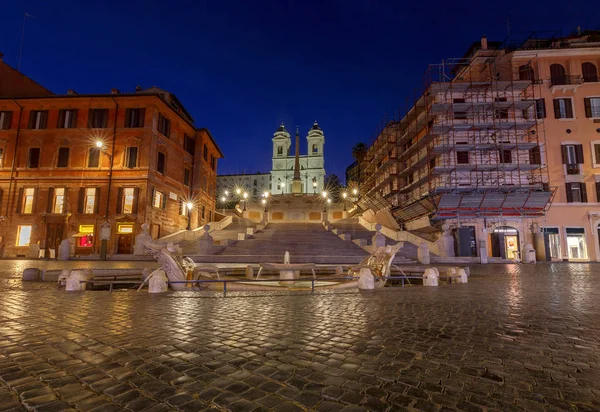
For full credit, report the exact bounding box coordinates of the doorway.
[491,226,520,259]
[45,223,64,256]
[566,228,587,260]
[116,223,134,254]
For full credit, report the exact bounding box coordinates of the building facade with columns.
[270,122,325,195]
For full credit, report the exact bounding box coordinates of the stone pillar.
[417,242,430,265]
[58,239,71,261]
[423,268,438,286]
[372,224,386,248]
[522,244,536,264]
[357,268,375,290]
[479,239,488,264]
[149,270,169,293]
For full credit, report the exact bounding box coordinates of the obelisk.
[291,126,302,195]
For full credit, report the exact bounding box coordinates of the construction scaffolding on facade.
[360,38,553,231]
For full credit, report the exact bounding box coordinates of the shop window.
[77,225,94,248]
[566,228,587,260]
[16,225,32,247]
[542,228,561,259]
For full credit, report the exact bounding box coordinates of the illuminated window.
[78,225,94,248]
[53,188,65,213]
[23,188,35,214]
[123,188,134,214]
[84,188,96,214]
[16,225,32,247]
[117,224,134,234]
[153,190,164,208]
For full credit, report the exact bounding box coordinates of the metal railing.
[550,75,582,87]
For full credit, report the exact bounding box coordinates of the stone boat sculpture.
[348,243,404,289]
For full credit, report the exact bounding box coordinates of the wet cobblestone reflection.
[0,262,599,411]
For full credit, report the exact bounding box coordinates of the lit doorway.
[491,226,520,259]
[566,228,587,260]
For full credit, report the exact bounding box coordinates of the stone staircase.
[204,222,369,264]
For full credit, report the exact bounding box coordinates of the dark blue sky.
[1,1,596,180]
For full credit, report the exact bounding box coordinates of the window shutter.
[596,182,600,202]
[162,192,167,209]
[57,110,65,128]
[77,188,85,213]
[125,109,131,127]
[566,100,574,118]
[88,110,93,128]
[132,187,139,214]
[116,187,123,214]
[94,187,101,214]
[46,188,54,213]
[561,145,568,164]
[575,145,584,164]
[28,112,35,128]
[139,109,146,127]
[581,182,588,203]
[16,188,24,213]
[584,98,592,118]
[71,110,78,128]
[41,111,48,129]
[2,111,12,129]
[553,99,561,118]
[0,188,3,211]
[565,183,573,203]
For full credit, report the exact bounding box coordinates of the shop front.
[491,226,520,260]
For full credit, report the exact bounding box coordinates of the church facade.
[270,122,325,195]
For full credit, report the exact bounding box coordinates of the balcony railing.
[566,164,580,175]
[550,75,583,87]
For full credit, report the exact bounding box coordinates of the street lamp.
[236,188,241,195]
[352,188,358,196]
[261,198,267,210]
[95,140,113,261]
[220,196,227,214]
[186,202,194,230]
[312,177,317,194]
[243,192,248,211]
[342,192,347,211]
[263,191,269,199]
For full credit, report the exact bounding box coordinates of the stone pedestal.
[279,270,297,286]
[237,233,246,241]
[58,239,71,261]
[417,242,430,265]
[522,244,536,264]
[196,225,214,255]
[372,224,386,248]
[149,269,168,293]
[246,228,254,236]
[27,244,40,259]
[479,240,488,264]
[357,268,375,290]
[423,268,438,287]
[456,268,468,283]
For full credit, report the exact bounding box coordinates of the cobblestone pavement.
[0,262,599,411]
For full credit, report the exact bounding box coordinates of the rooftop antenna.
[18,12,36,71]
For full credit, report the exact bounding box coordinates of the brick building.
[0,61,223,258]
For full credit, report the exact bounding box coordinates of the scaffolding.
[360,41,553,227]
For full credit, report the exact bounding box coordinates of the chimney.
[111,88,120,94]
[135,85,142,92]
[481,35,488,50]
[67,89,77,95]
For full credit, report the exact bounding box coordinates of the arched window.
[518,64,534,81]
[582,62,599,83]
[550,63,566,86]
[277,146,283,155]
[312,144,318,154]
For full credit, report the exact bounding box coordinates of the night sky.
[1,1,597,181]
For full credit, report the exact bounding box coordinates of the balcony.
[550,75,583,87]
[566,164,580,175]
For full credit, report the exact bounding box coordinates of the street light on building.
[186,202,194,230]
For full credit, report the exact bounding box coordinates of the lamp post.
[243,192,248,211]
[186,202,194,230]
[342,192,348,211]
[96,140,113,261]
[221,196,227,214]
[312,177,317,194]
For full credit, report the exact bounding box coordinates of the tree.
[324,173,343,201]
[352,142,368,162]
